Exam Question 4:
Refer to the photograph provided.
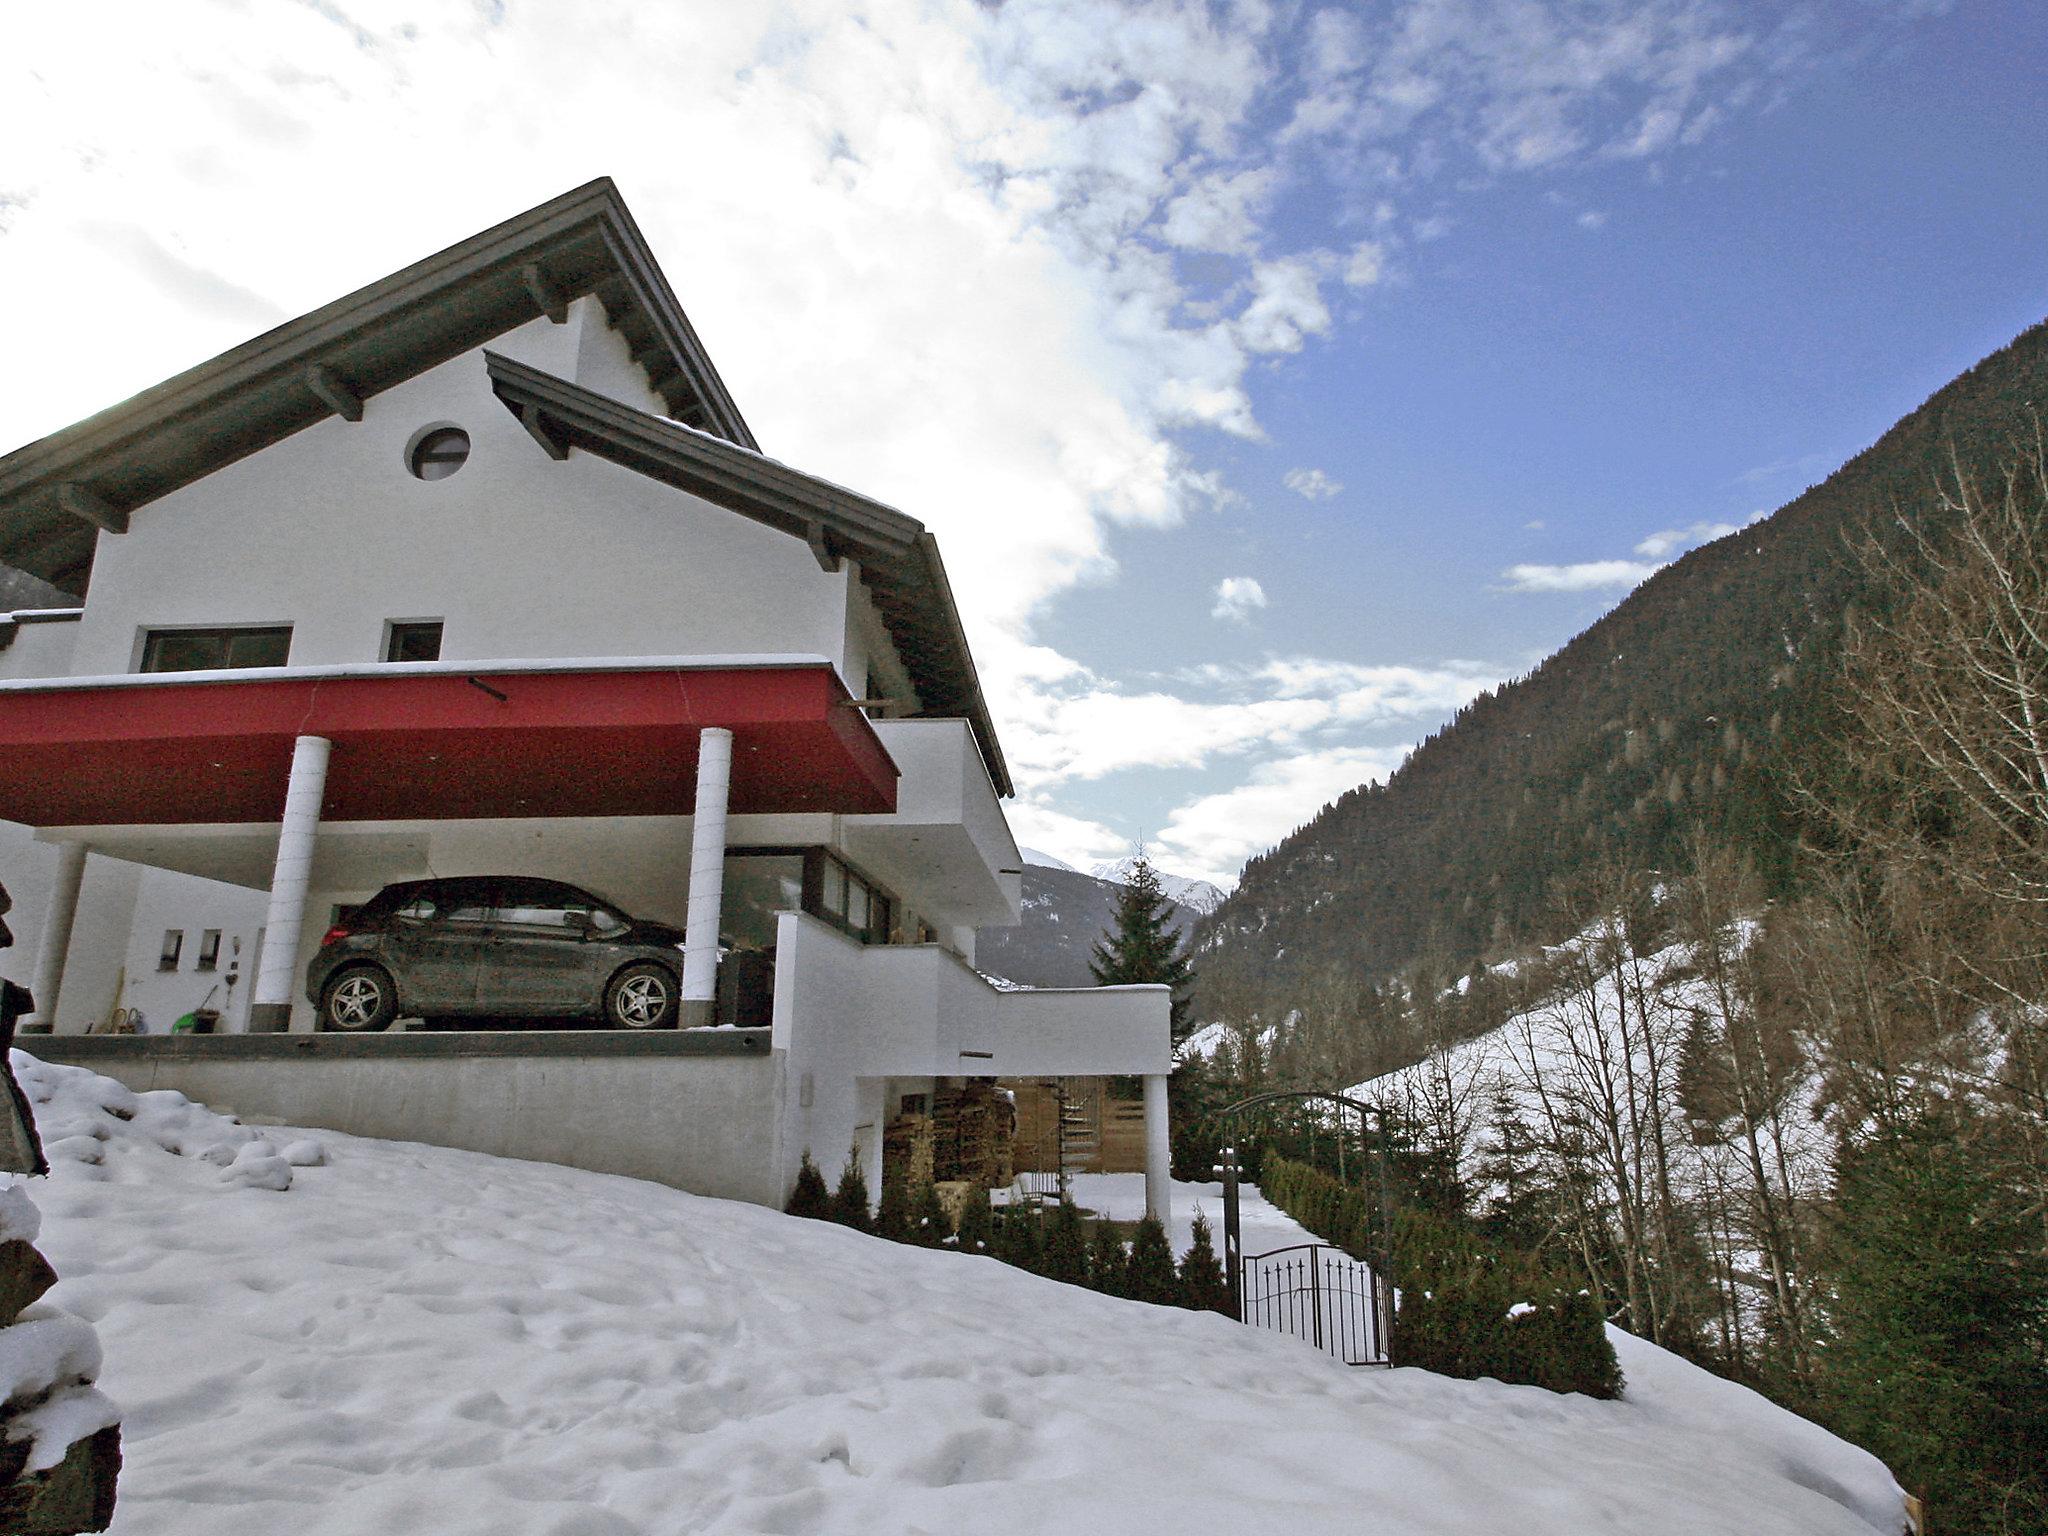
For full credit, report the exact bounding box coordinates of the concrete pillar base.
[248,1003,293,1034]
[679,999,714,1030]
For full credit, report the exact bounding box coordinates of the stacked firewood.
[881,1111,935,1188]
[929,1083,1015,1188]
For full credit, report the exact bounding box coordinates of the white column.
[1143,1072,1173,1226]
[250,735,331,1033]
[681,726,733,1027]
[24,841,87,1031]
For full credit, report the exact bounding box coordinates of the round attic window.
[408,427,470,481]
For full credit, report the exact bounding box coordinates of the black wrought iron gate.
[1215,1089,1397,1368]
[1239,1243,1388,1365]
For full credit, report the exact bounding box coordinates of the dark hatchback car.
[306,876,688,1032]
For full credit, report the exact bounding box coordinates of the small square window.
[384,621,443,663]
[158,930,184,971]
[196,930,222,971]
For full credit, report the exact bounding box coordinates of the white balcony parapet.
[769,911,1170,1079]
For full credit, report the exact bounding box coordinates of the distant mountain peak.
[1090,856,1227,915]
[1018,847,1077,872]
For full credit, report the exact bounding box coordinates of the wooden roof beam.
[306,364,363,423]
[516,403,570,461]
[521,262,568,324]
[56,483,127,535]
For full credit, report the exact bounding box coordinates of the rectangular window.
[158,930,184,971]
[196,930,222,971]
[799,850,896,945]
[384,620,443,663]
[140,626,291,674]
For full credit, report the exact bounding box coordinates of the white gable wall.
[63,322,860,680]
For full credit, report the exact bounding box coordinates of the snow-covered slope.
[1090,855,1226,915]
[20,1051,1902,1536]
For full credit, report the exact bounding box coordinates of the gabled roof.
[0,179,756,593]
[485,351,1014,798]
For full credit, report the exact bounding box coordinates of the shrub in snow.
[1124,1216,1179,1307]
[826,1147,872,1233]
[907,1179,953,1249]
[1087,1220,1128,1297]
[991,1202,1045,1274]
[953,1185,994,1255]
[1178,1210,1231,1316]
[783,1152,831,1220]
[1390,1207,1621,1399]
[872,1173,912,1243]
[1041,1198,1089,1286]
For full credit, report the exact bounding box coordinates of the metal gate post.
[1310,1246,1325,1352]
[1218,1144,1243,1322]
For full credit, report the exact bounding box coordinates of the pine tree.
[909,1178,953,1248]
[993,1201,1045,1273]
[1043,1197,1091,1286]
[955,1185,995,1255]
[826,1146,873,1233]
[785,1151,831,1220]
[1824,1108,2048,1531]
[1091,853,1197,1048]
[873,1171,912,1242]
[1088,1221,1129,1295]
[1179,1209,1232,1315]
[1125,1215,1181,1306]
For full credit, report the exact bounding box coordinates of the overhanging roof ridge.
[484,352,1015,798]
[0,178,757,590]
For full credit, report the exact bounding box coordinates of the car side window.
[394,896,440,921]
[440,887,497,923]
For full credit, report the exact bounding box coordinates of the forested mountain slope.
[1197,318,2048,1026]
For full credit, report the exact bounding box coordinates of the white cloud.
[1502,560,1663,592]
[1157,745,1413,887]
[1342,239,1389,287]
[1160,169,1272,255]
[1634,519,1739,557]
[1577,209,1608,230]
[1283,467,1343,500]
[1211,576,1269,625]
[1235,257,1331,355]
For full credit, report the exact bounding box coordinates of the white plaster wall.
[769,909,1171,1195]
[61,331,855,680]
[0,617,79,680]
[567,298,669,415]
[0,826,140,1031]
[115,869,267,1034]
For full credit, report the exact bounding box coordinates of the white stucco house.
[0,180,1172,1216]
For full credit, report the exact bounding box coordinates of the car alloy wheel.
[324,968,394,1031]
[608,965,675,1029]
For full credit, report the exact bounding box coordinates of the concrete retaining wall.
[25,1030,784,1206]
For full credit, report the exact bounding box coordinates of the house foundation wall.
[23,1031,785,1206]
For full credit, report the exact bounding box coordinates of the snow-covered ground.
[14,1051,1904,1535]
[1060,1171,1323,1260]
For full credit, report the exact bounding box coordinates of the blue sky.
[3,0,2043,885]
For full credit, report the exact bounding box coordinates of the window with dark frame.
[139,626,292,674]
[196,930,222,971]
[158,930,184,971]
[384,621,444,663]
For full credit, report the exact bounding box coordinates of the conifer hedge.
[1259,1154,1622,1398]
